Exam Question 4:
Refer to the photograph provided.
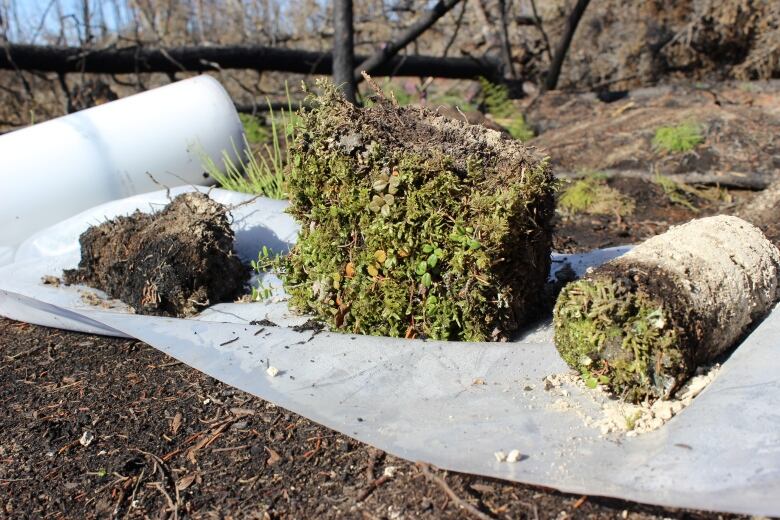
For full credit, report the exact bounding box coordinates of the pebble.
[506,449,522,462]
[79,431,94,447]
[266,366,280,377]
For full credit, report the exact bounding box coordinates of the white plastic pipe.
[0,75,244,253]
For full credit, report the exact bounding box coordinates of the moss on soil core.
[281,81,555,341]
[554,276,684,402]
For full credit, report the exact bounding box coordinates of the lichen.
[553,277,682,402]
[280,80,555,341]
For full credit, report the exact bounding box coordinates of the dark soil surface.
[64,192,248,317]
[552,175,745,253]
[0,318,748,520]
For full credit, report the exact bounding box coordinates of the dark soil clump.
[64,192,248,317]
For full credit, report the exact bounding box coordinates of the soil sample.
[282,81,555,341]
[554,215,780,402]
[64,192,248,317]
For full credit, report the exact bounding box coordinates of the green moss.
[479,78,534,141]
[239,113,269,145]
[653,175,699,212]
[281,80,555,341]
[558,174,635,216]
[553,277,681,401]
[653,122,704,153]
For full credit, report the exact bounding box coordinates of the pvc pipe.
[0,75,244,250]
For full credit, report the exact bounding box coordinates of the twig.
[497,0,516,79]
[416,462,495,520]
[6,343,46,361]
[360,71,387,101]
[355,475,389,502]
[441,0,468,59]
[529,0,553,63]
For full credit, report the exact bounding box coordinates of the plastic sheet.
[0,76,243,256]
[1,188,778,516]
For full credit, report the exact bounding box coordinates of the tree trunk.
[543,0,591,92]
[332,0,357,104]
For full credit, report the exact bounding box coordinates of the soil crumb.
[64,192,248,317]
[543,365,720,436]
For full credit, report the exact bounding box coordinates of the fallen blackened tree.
[554,215,780,402]
[0,43,501,80]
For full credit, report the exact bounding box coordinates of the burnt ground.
[0,176,758,519]
[0,317,747,520]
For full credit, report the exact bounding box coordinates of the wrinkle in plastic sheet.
[0,187,778,516]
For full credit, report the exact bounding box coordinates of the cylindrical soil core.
[554,215,780,402]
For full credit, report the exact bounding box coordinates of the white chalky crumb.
[545,365,721,436]
[266,366,280,377]
[506,449,522,462]
[494,451,507,462]
[383,466,398,478]
[79,431,94,447]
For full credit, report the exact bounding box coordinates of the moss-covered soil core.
[64,192,248,317]
[554,268,692,402]
[553,215,780,402]
[282,82,555,341]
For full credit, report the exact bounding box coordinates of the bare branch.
[354,0,466,83]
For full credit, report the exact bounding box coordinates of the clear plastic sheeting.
[0,188,778,516]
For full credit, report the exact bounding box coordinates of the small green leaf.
[416,261,428,275]
[421,272,432,287]
[383,194,395,206]
[380,204,391,217]
[585,377,598,389]
[372,178,389,192]
[427,254,438,268]
[388,175,401,195]
[426,295,438,306]
[422,244,434,253]
[468,239,481,250]
[368,195,384,213]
